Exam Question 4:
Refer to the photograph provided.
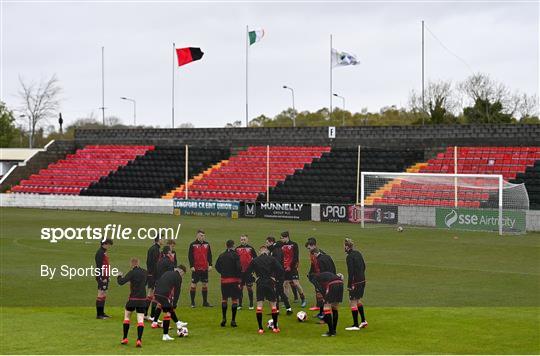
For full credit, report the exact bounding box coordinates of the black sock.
[283,294,291,309]
[202,288,208,304]
[231,303,238,321]
[222,302,227,320]
[319,305,324,315]
[238,292,243,307]
[162,319,170,335]
[256,311,263,329]
[352,308,359,326]
[358,304,366,322]
[96,298,104,316]
[170,310,178,323]
[137,323,144,341]
[291,285,299,300]
[332,309,339,333]
[150,302,157,318]
[153,308,162,323]
[190,288,196,305]
[271,308,279,329]
[248,288,254,306]
[123,321,129,339]
[324,313,333,333]
[299,292,305,302]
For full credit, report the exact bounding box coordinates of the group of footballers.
[93,230,367,347]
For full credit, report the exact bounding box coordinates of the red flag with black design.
[176,47,204,67]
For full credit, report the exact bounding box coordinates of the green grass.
[1,207,539,354]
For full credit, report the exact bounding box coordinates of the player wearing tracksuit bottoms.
[118,258,147,347]
[280,231,306,307]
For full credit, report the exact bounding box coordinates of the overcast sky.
[1,1,538,128]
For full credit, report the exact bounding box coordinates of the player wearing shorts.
[280,231,306,307]
[151,246,177,328]
[344,238,368,331]
[145,236,163,321]
[246,245,284,334]
[215,240,242,327]
[265,236,292,314]
[117,258,147,347]
[235,234,257,309]
[188,230,213,307]
[312,271,344,337]
[305,238,336,319]
[95,239,113,319]
[153,266,187,341]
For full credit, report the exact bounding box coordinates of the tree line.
[1,72,538,148]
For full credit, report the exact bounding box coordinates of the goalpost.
[360,172,529,235]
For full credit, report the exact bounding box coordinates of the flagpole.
[330,34,333,120]
[101,46,105,125]
[172,42,175,128]
[245,25,249,128]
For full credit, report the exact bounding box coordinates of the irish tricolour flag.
[249,29,265,45]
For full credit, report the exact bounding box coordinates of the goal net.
[361,172,529,235]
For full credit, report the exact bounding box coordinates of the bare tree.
[518,93,539,119]
[409,80,457,122]
[458,73,511,108]
[178,122,195,128]
[105,116,123,126]
[18,75,61,148]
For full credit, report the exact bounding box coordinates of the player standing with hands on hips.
[95,239,113,319]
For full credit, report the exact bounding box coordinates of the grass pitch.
[1,207,539,354]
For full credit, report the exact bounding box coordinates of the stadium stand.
[180,146,330,201]
[262,148,423,203]
[74,124,540,147]
[512,160,540,210]
[81,146,230,198]
[370,146,540,208]
[10,145,152,195]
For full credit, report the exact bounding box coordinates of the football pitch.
[1,207,539,354]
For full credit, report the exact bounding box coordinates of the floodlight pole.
[333,93,345,126]
[283,85,296,127]
[120,97,136,126]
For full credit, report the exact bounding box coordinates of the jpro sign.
[173,199,239,218]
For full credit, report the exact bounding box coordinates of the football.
[266,319,274,329]
[397,226,404,232]
[176,326,189,337]
[297,311,308,322]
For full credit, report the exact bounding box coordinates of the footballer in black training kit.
[145,235,163,321]
[306,237,337,319]
[265,236,292,314]
[215,239,242,327]
[152,245,182,328]
[246,244,284,334]
[312,271,344,337]
[95,238,113,319]
[344,238,368,331]
[117,257,148,347]
[153,266,188,341]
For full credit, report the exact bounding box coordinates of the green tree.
[0,102,16,147]
[463,98,513,124]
